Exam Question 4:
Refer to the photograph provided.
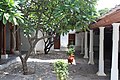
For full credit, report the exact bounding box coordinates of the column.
[84,31,88,58]
[10,23,14,54]
[15,25,22,51]
[80,32,84,54]
[0,22,3,58]
[97,27,106,76]
[1,24,8,59]
[16,26,19,50]
[111,23,120,80]
[88,30,94,64]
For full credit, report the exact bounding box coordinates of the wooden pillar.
[10,23,14,54]
[1,24,8,59]
[0,22,3,58]
[16,26,19,50]
[15,26,21,51]
[3,24,6,55]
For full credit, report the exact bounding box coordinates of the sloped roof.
[90,5,120,29]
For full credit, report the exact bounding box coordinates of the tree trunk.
[21,59,28,75]
[44,37,54,54]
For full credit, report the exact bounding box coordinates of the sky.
[96,0,120,10]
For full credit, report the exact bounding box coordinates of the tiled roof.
[100,4,120,19]
[90,4,120,28]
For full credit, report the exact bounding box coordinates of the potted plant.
[67,45,75,64]
[54,60,69,80]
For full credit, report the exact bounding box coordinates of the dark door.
[68,34,75,45]
[54,36,60,49]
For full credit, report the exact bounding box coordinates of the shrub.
[67,47,75,56]
[54,60,69,80]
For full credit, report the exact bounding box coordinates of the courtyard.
[0,52,110,80]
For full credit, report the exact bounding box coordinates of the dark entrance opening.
[54,36,60,49]
[104,27,112,60]
[68,34,75,45]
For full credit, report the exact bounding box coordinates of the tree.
[0,0,97,75]
[0,0,24,25]
[98,8,109,16]
[0,0,25,74]
[22,0,98,54]
[19,0,98,74]
[0,0,24,53]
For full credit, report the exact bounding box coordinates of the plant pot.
[68,55,74,64]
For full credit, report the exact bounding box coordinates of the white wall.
[35,31,44,52]
[69,30,75,34]
[75,33,81,46]
[60,34,68,47]
[75,33,81,51]
[60,34,68,51]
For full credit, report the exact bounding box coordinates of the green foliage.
[67,41,75,56]
[67,47,75,56]
[54,60,69,80]
[21,0,98,37]
[98,8,110,16]
[54,0,98,31]
[0,0,24,25]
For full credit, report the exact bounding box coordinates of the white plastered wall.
[60,34,68,51]
[35,31,44,53]
[75,33,81,51]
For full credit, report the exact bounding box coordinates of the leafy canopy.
[0,0,24,25]
[22,0,97,36]
[98,8,110,16]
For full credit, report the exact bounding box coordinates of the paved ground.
[0,51,111,80]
